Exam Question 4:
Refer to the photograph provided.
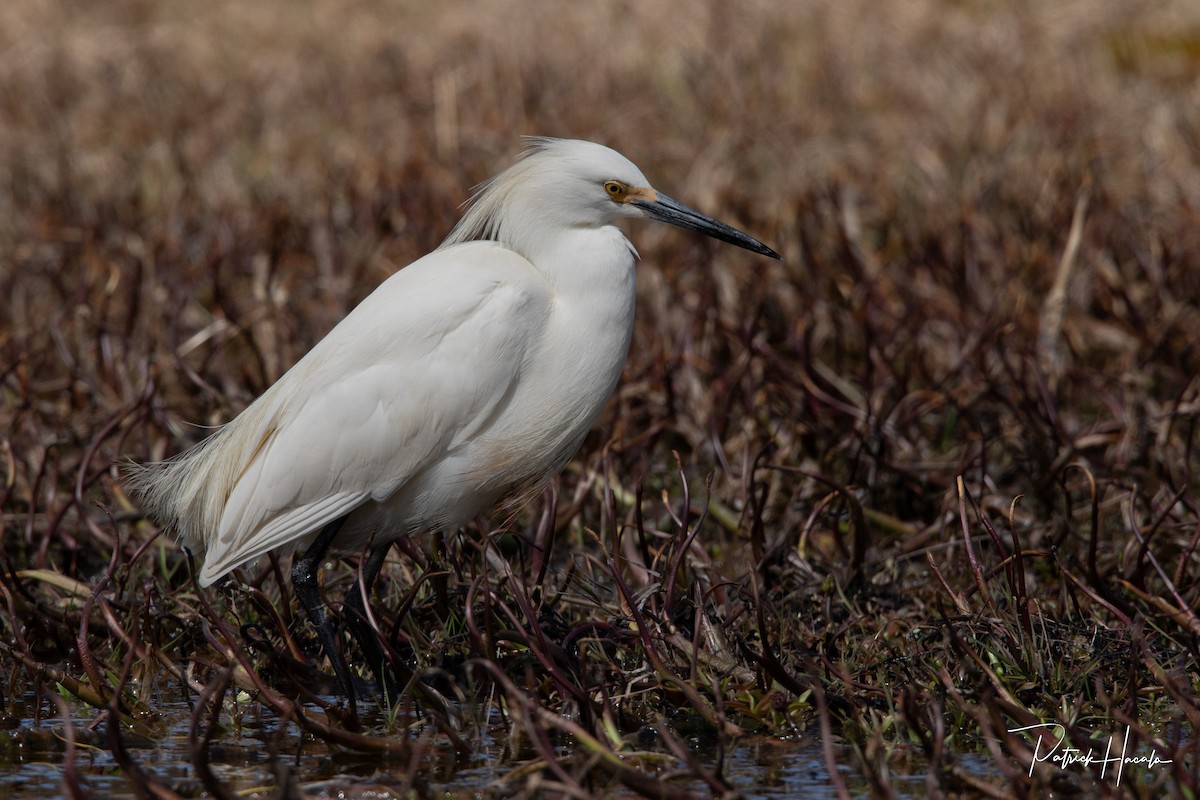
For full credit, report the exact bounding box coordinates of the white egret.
[129,137,779,702]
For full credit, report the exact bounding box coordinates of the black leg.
[343,544,459,726]
[291,524,458,727]
[342,541,398,700]
[291,516,359,708]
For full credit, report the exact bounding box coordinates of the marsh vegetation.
[2,1,1199,796]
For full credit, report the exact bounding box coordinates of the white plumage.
[128,137,777,699]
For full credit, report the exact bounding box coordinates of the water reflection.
[0,688,998,797]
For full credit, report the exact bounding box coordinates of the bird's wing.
[196,243,549,584]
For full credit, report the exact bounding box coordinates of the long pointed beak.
[633,193,780,259]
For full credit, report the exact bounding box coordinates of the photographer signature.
[1008,723,1172,786]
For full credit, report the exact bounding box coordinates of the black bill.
[633,193,780,259]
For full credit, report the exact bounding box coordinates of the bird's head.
[442,137,779,260]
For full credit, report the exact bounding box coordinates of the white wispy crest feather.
[440,137,566,249]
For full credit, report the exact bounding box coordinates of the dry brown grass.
[3,0,1200,797]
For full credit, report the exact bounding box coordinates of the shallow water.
[0,688,997,798]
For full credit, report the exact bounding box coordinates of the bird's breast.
[473,234,637,487]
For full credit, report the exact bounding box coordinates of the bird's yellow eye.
[604,180,625,198]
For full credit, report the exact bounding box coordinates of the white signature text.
[1008,723,1172,786]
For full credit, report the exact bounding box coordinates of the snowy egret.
[129,137,779,702]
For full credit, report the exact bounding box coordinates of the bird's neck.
[524,224,637,301]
